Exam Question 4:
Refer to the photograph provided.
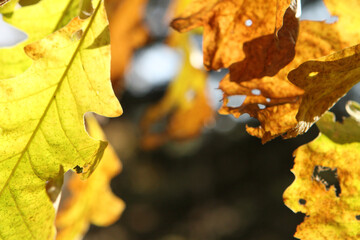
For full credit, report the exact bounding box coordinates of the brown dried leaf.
[171,0,294,70]
[226,5,299,83]
[283,108,360,240]
[105,0,148,91]
[56,115,124,240]
[288,43,360,136]
[141,33,213,149]
[219,19,345,142]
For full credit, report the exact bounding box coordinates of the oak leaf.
[288,43,360,136]
[0,0,17,13]
[56,114,124,240]
[141,33,213,149]
[0,1,122,239]
[0,0,81,78]
[171,0,294,70]
[281,0,360,136]
[322,0,360,47]
[283,102,360,240]
[219,0,360,142]
[219,18,346,142]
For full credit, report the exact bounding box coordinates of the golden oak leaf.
[0,1,122,239]
[0,0,17,13]
[288,43,360,136]
[219,19,345,143]
[56,114,124,240]
[0,0,81,78]
[281,0,360,137]
[224,5,299,84]
[323,0,360,47]
[105,0,148,91]
[141,33,213,149]
[171,0,294,70]
[283,103,360,240]
[218,0,360,143]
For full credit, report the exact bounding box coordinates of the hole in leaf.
[245,19,252,27]
[312,165,341,197]
[299,199,306,205]
[356,215,360,220]
[326,15,338,24]
[71,29,83,41]
[258,104,266,109]
[74,165,83,174]
[0,18,28,48]
[251,89,261,95]
[266,98,271,103]
[46,166,64,202]
[308,72,318,77]
[226,95,245,107]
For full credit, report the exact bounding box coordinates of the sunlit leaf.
[0,0,81,78]
[217,0,360,142]
[225,6,299,83]
[219,18,346,142]
[0,0,18,13]
[0,1,122,239]
[288,43,360,136]
[323,0,360,47]
[171,0,294,70]
[56,114,124,240]
[283,103,360,240]
[141,33,213,149]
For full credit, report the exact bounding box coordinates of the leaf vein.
[0,83,57,104]
[9,187,36,239]
[54,98,86,163]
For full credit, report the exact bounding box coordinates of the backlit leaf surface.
[56,114,124,240]
[219,0,360,142]
[288,43,360,136]
[0,1,122,239]
[171,0,293,70]
[0,0,81,78]
[0,0,18,13]
[219,19,344,143]
[283,104,360,239]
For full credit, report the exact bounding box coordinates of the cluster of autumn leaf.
[166,0,360,144]
[167,0,360,239]
[1,0,360,239]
